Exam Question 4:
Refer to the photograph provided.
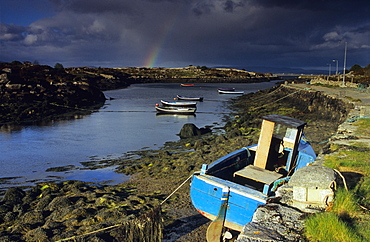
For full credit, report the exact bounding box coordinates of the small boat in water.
[190,114,316,240]
[218,89,244,94]
[176,95,203,102]
[218,88,235,91]
[161,99,197,107]
[155,104,196,114]
[181,83,194,87]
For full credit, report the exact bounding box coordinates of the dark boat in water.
[217,88,235,91]
[190,114,316,240]
[176,95,203,101]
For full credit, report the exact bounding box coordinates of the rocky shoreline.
[0,84,358,241]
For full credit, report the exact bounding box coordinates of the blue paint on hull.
[191,164,267,231]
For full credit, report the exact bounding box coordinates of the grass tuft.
[331,188,360,218]
[304,212,362,242]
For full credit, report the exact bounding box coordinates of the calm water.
[0,82,277,189]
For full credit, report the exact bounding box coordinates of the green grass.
[304,188,369,242]
[312,83,337,88]
[324,149,370,173]
[304,117,370,241]
[344,96,362,102]
[331,188,360,217]
[324,147,370,207]
[305,212,363,242]
[354,118,370,136]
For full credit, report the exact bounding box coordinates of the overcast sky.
[1,0,369,73]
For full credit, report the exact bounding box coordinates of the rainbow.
[143,15,177,68]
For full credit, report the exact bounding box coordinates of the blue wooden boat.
[190,114,316,240]
[161,99,197,107]
[176,95,203,102]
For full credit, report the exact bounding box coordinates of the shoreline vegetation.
[1,61,370,241]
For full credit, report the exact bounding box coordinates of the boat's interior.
[204,115,307,195]
[205,144,292,194]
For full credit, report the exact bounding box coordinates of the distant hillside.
[215,65,331,75]
[66,65,279,87]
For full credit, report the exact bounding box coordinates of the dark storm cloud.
[251,0,367,12]
[49,0,135,14]
[0,23,26,41]
[223,0,245,12]
[0,0,368,70]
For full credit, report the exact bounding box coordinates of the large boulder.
[2,187,25,204]
[235,203,306,242]
[178,123,211,139]
[288,165,338,212]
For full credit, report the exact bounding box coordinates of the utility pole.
[333,59,338,75]
[327,63,331,80]
[342,42,347,87]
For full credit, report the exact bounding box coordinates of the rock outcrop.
[178,123,212,139]
[0,63,106,124]
[236,203,306,242]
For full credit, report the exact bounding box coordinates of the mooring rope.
[255,89,303,110]
[160,175,193,205]
[333,169,348,191]
[56,174,193,241]
[332,169,369,212]
[56,224,122,242]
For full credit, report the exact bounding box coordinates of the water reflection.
[0,113,92,133]
[155,113,196,118]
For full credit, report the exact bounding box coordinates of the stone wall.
[310,76,358,88]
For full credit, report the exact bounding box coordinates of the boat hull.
[180,83,194,87]
[190,174,266,231]
[161,100,197,107]
[218,90,244,94]
[176,95,203,101]
[218,88,235,91]
[155,106,196,114]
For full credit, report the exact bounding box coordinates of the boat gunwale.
[160,99,197,106]
[191,173,268,203]
[155,105,196,114]
[218,90,244,94]
[176,95,203,101]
